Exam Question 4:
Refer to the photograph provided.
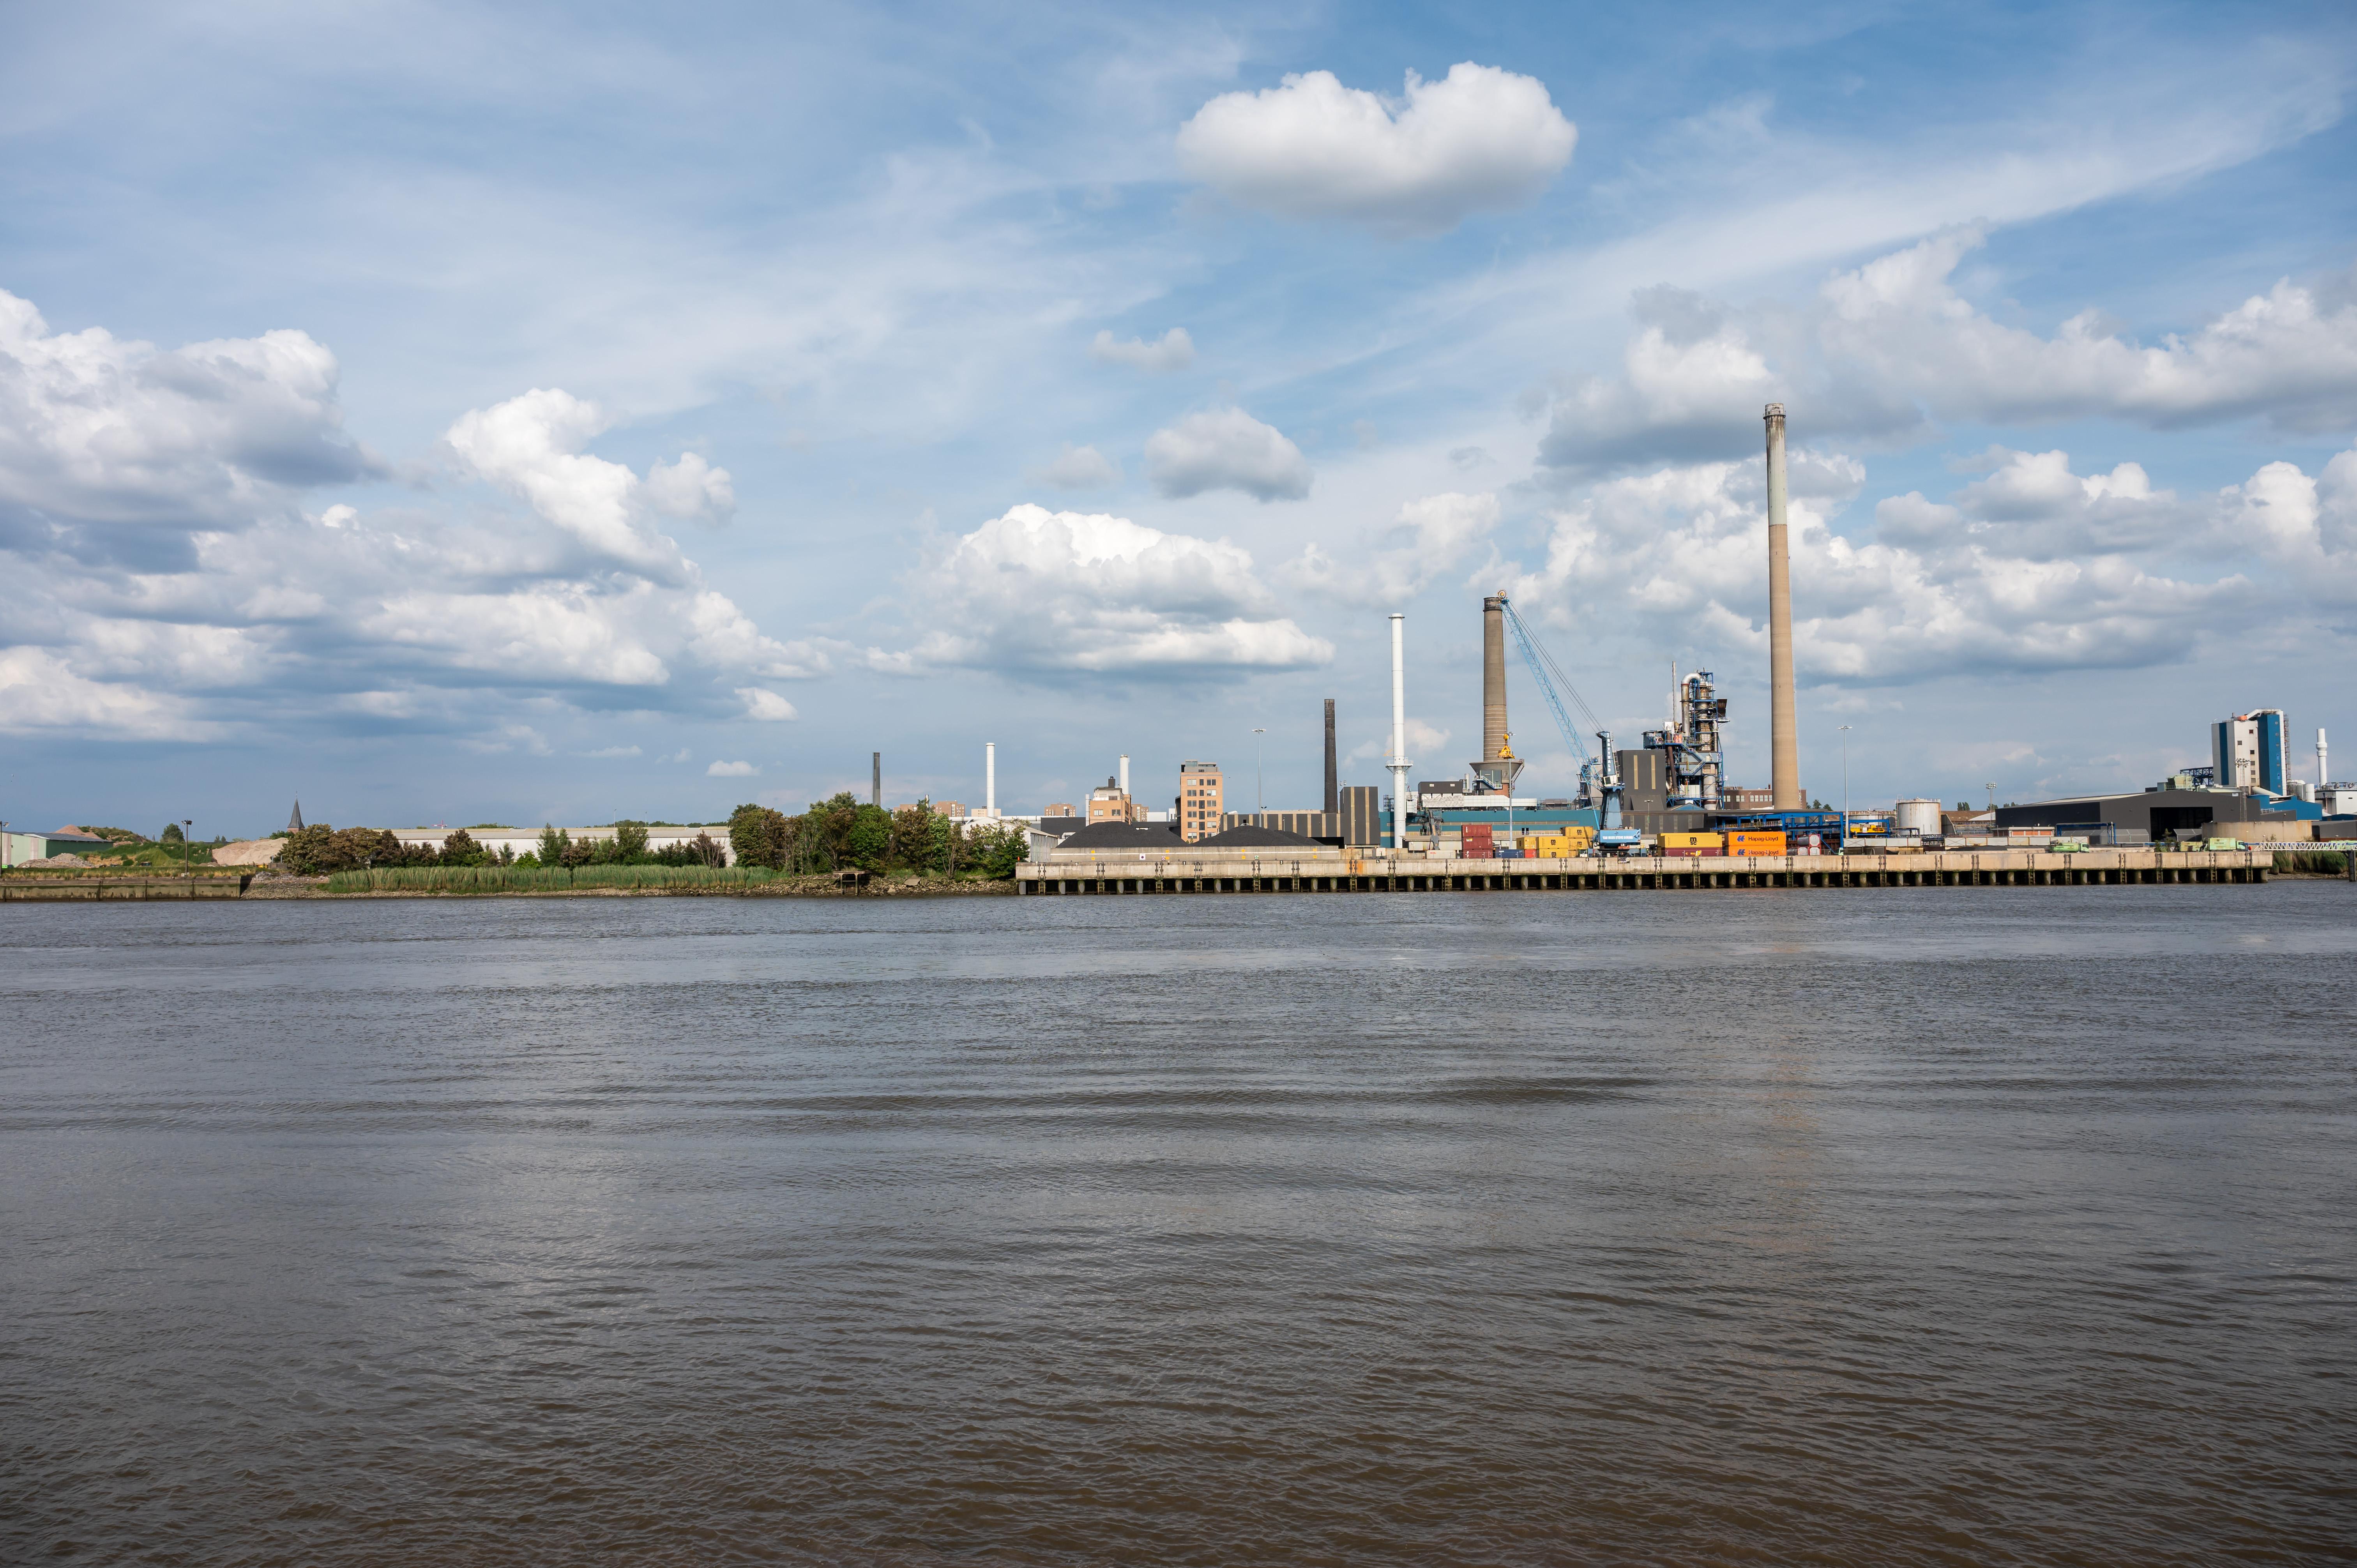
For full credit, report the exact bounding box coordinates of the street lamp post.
[182,818,194,893]
[1252,727,1266,814]
[1838,727,1852,853]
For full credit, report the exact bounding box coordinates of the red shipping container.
[1460,846,1495,858]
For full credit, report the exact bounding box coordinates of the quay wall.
[1020,848,2277,894]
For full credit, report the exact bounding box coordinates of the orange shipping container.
[1726,832,1787,855]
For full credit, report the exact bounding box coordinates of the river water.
[3,886,2353,1565]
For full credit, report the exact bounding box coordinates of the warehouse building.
[1995,786,2283,841]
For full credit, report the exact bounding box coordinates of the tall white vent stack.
[1387,613,1412,855]
[1765,403,1801,810]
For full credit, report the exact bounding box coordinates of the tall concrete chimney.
[1387,613,1411,853]
[1323,698,1338,815]
[1118,754,1129,798]
[1765,404,1800,810]
[872,751,882,808]
[2320,728,2330,788]
[1482,594,1508,761]
[985,742,996,814]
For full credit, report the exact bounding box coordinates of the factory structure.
[1357,401,1844,861]
[1009,400,2343,882]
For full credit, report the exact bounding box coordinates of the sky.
[4,0,2356,835]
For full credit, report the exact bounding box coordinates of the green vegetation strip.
[325,864,781,893]
[2272,850,2350,875]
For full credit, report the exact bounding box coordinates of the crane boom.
[1499,597,1600,768]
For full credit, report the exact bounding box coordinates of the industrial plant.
[1012,403,2318,895]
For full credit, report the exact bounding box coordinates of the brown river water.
[3,886,2353,1565]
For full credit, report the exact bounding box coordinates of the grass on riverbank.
[325,864,783,893]
[2273,850,2350,875]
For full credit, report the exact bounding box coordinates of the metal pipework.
[1765,404,1801,810]
[1482,594,1508,762]
[1387,613,1411,854]
[1596,730,1622,832]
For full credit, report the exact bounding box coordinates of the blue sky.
[4,0,2355,833]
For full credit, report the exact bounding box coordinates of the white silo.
[1895,798,1943,836]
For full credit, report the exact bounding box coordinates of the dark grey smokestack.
[871,752,881,808]
[1482,595,1507,761]
[1323,699,1338,814]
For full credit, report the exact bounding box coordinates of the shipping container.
[1664,846,1724,857]
[1461,846,1495,858]
[1660,832,1723,849]
[1726,832,1786,855]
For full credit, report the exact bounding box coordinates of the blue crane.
[1500,595,1624,830]
[1498,595,1601,767]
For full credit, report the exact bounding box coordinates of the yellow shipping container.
[1521,826,1595,850]
[1661,832,1723,849]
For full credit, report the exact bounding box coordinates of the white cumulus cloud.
[1540,235,2357,475]
[0,290,822,741]
[1505,441,2357,689]
[707,759,758,777]
[1284,491,1500,604]
[1177,63,1576,235]
[905,502,1330,676]
[1088,328,1195,371]
[444,388,732,577]
[1145,408,1313,501]
[1028,443,1122,490]
[0,288,378,566]
[736,687,798,720]
[0,646,219,740]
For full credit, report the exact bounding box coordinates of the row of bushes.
[726,794,1026,877]
[324,864,781,893]
[280,823,727,875]
[2273,850,2350,874]
[284,804,1023,879]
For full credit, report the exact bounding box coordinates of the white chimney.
[2320,727,2330,788]
[985,741,996,814]
[1387,612,1411,855]
[1118,754,1129,796]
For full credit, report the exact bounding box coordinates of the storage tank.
[1895,798,1943,836]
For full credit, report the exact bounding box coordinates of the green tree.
[159,823,185,844]
[614,820,650,860]
[440,829,486,866]
[728,803,790,869]
[538,824,570,864]
[792,793,858,871]
[279,825,407,874]
[889,802,942,871]
[845,803,891,870]
[970,821,1029,879]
